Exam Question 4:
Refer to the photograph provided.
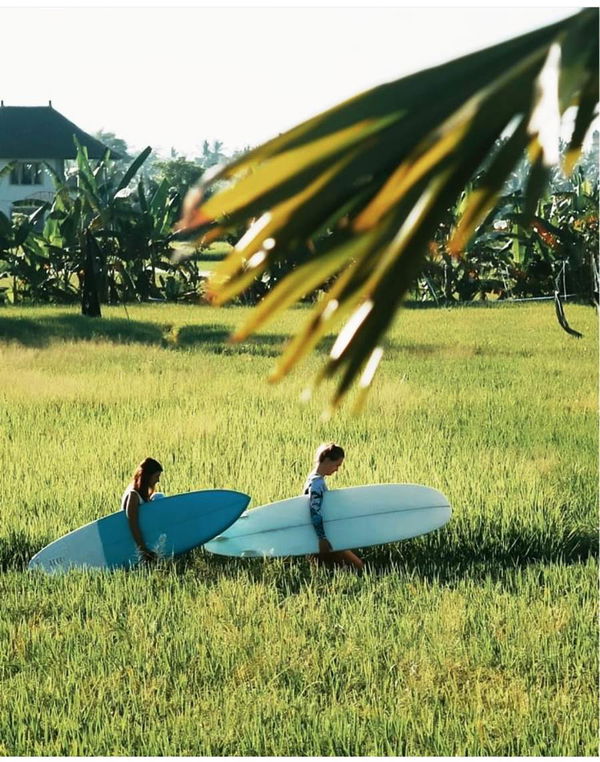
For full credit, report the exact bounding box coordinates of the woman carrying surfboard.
[304,443,364,571]
[122,457,163,562]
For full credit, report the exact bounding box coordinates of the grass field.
[0,301,597,755]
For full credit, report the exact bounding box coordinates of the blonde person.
[121,457,163,562]
[303,443,364,570]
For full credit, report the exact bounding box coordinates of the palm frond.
[176,8,598,412]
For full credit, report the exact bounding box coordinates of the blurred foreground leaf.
[176,9,598,415]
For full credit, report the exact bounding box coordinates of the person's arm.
[124,491,156,561]
[308,483,332,553]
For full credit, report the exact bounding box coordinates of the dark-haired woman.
[121,457,163,562]
[303,443,364,571]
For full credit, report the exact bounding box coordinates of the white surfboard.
[204,484,451,558]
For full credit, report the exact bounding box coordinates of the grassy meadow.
[0,301,597,755]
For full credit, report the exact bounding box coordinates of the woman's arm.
[124,492,156,561]
[308,486,332,553]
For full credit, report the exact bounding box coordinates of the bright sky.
[0,1,589,158]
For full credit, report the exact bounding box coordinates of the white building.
[0,101,113,219]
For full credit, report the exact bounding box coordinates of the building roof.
[0,104,119,160]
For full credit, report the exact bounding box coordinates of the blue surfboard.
[28,489,250,572]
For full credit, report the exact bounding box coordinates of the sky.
[0,1,591,159]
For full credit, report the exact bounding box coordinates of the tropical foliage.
[2,139,596,320]
[0,144,209,314]
[176,8,599,412]
[417,139,599,304]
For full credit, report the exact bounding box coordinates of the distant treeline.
[0,133,597,316]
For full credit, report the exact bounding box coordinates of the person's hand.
[140,547,157,563]
[318,538,332,554]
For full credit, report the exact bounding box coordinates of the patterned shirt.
[303,471,327,539]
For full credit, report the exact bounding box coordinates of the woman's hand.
[318,538,333,554]
[140,547,157,563]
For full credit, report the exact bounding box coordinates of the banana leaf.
[115,146,152,195]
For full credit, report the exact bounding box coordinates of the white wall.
[0,158,63,218]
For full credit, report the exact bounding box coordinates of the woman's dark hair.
[132,457,163,501]
[315,443,345,464]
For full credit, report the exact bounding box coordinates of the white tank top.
[121,487,146,513]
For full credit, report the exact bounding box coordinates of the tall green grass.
[0,302,597,755]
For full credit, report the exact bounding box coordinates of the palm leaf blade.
[175,9,598,412]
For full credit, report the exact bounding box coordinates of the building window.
[9,161,43,185]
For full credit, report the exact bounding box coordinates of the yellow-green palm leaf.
[176,9,598,413]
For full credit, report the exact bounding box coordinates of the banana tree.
[486,157,599,299]
[111,176,182,301]
[176,8,598,413]
[44,141,152,315]
[0,205,55,303]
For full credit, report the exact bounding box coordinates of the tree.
[45,140,153,316]
[152,157,204,218]
[176,9,598,413]
[93,130,132,161]
[197,139,227,168]
[154,156,204,190]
